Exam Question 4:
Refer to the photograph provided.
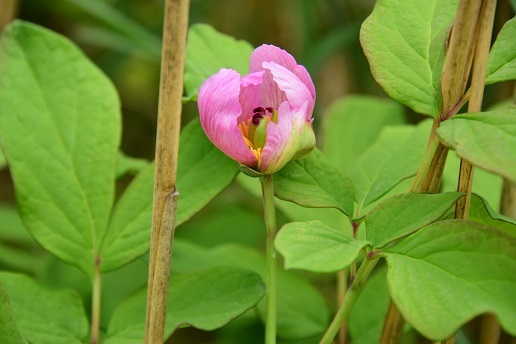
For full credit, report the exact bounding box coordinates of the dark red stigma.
[253,107,265,114]
[252,113,263,126]
[265,107,274,113]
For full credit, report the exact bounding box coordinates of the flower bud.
[198,44,316,174]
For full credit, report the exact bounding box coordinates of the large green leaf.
[365,192,464,248]
[384,220,516,339]
[175,119,239,224]
[105,267,265,343]
[363,120,432,206]
[275,221,370,272]
[469,193,516,237]
[322,95,406,168]
[486,16,516,84]
[360,0,458,116]
[0,282,26,344]
[171,241,331,340]
[274,149,355,217]
[184,24,253,100]
[437,107,516,183]
[99,163,154,272]
[115,151,148,179]
[345,121,432,213]
[0,272,89,344]
[99,119,238,272]
[0,21,120,277]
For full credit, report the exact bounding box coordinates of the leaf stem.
[90,258,101,344]
[261,174,277,344]
[319,256,379,344]
[144,0,189,342]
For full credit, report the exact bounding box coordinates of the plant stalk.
[336,269,348,344]
[319,257,379,344]
[90,259,101,344]
[500,179,516,219]
[440,0,483,120]
[0,0,17,32]
[455,0,497,220]
[381,1,485,340]
[261,174,278,344]
[144,0,189,343]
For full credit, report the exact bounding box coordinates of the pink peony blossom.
[198,44,316,174]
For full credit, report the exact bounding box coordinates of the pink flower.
[198,44,316,174]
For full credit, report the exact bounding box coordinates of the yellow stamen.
[239,112,273,163]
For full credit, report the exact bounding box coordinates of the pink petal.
[198,68,258,167]
[262,61,314,116]
[260,101,314,173]
[250,44,316,108]
[238,71,264,124]
[250,44,299,74]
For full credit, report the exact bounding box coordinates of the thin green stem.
[91,258,101,344]
[336,269,348,344]
[320,256,379,344]
[261,174,277,344]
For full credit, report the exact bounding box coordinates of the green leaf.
[360,0,458,116]
[363,120,432,206]
[442,151,503,210]
[212,245,331,340]
[365,192,464,248]
[0,282,26,344]
[177,201,264,247]
[486,17,516,84]
[437,106,516,183]
[105,267,265,343]
[100,119,238,272]
[99,163,154,272]
[275,221,371,272]
[469,193,516,237]
[175,118,240,224]
[274,149,355,217]
[322,95,406,168]
[115,151,148,179]
[384,220,516,339]
[349,267,390,344]
[345,120,432,212]
[171,241,331,340]
[184,24,253,99]
[237,173,347,231]
[0,21,120,277]
[0,272,88,344]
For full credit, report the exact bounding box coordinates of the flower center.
[238,106,278,161]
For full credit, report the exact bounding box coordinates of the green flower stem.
[91,259,101,344]
[261,174,277,344]
[320,256,379,344]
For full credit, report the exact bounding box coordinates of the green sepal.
[239,165,264,178]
